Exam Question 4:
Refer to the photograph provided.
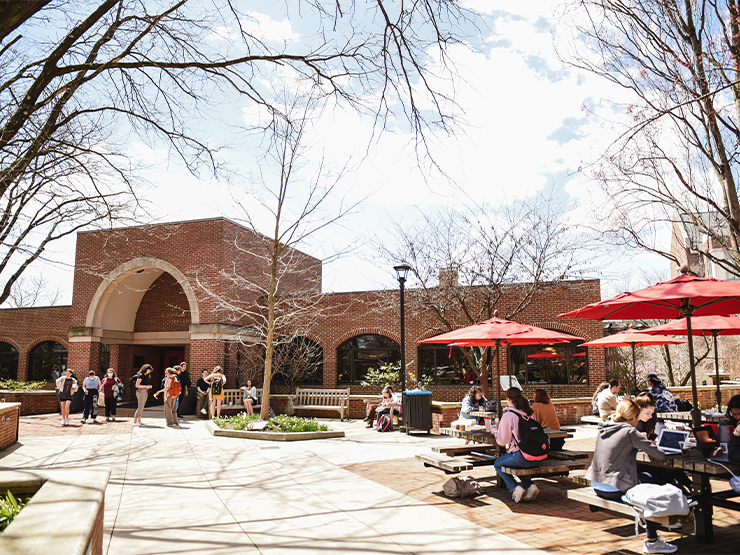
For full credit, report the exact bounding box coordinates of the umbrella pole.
[685,311,701,429]
[631,343,637,395]
[713,330,721,410]
[496,339,502,419]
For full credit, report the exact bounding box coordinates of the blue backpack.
[376,415,392,432]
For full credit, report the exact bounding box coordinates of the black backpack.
[514,412,550,461]
[130,373,142,390]
[211,375,223,396]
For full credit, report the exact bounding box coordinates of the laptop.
[694,425,730,462]
[656,429,690,455]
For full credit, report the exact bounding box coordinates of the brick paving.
[345,436,740,555]
[19,411,136,437]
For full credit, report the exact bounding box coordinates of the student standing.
[155,368,180,427]
[55,369,77,426]
[100,368,122,422]
[133,364,153,427]
[81,370,101,423]
[176,362,191,418]
[206,366,226,419]
[196,369,211,418]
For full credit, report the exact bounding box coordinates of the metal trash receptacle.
[401,390,432,434]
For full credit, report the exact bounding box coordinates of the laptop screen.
[658,430,688,451]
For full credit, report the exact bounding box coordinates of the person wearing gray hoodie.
[586,399,677,554]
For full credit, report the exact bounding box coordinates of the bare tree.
[1,0,480,305]
[4,272,62,308]
[378,193,586,398]
[556,1,740,276]
[200,92,360,419]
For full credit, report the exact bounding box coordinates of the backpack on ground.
[211,375,223,396]
[514,412,550,461]
[442,476,482,498]
[376,414,392,432]
[169,376,182,397]
[130,373,142,391]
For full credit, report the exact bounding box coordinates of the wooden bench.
[566,486,694,533]
[218,388,263,415]
[547,449,589,460]
[495,459,586,488]
[432,445,500,456]
[291,387,350,420]
[416,452,475,474]
[581,415,603,425]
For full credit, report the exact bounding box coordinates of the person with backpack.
[647,374,678,414]
[81,370,101,424]
[100,368,123,422]
[364,385,399,429]
[494,387,549,503]
[206,366,226,419]
[132,364,154,427]
[154,367,181,427]
[587,399,677,554]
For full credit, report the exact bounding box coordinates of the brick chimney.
[438,267,459,287]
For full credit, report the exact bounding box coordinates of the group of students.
[593,374,679,421]
[55,367,124,426]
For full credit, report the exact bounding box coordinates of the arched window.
[28,341,68,382]
[418,344,480,385]
[337,334,400,385]
[273,336,323,387]
[0,342,19,380]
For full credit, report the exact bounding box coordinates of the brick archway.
[526,321,595,342]
[332,327,401,350]
[86,257,200,331]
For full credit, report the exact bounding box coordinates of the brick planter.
[0,390,58,416]
[0,469,109,555]
[0,402,20,451]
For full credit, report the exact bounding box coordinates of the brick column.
[190,338,226,380]
[68,341,102,378]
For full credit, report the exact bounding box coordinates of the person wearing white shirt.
[597,379,621,421]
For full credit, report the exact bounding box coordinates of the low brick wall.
[432,402,462,433]
[0,402,20,451]
[0,390,58,416]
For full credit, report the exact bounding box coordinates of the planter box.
[205,420,344,441]
[0,469,110,555]
[0,402,20,451]
[0,389,59,416]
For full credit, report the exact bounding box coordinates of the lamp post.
[394,262,411,392]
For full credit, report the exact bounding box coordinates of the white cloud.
[240,12,299,43]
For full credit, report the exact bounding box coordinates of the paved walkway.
[1,410,545,555]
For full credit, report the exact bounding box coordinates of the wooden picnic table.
[657,411,725,424]
[636,449,740,543]
[440,425,572,444]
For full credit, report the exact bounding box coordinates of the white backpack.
[622,483,692,535]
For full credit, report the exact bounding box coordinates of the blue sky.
[12,1,669,306]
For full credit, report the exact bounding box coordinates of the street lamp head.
[394,262,412,282]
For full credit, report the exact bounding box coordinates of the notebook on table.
[656,429,690,455]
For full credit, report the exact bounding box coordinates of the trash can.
[401,390,432,434]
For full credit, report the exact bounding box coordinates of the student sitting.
[493,387,543,503]
[532,388,563,450]
[587,399,677,554]
[364,386,399,428]
[596,379,620,421]
[726,394,740,463]
[460,385,487,422]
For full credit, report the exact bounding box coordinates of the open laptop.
[694,426,730,462]
[656,429,690,455]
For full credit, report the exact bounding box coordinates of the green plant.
[407,373,432,391]
[361,363,401,387]
[0,491,25,532]
[213,412,328,433]
[0,379,47,391]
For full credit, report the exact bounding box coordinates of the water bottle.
[718,419,731,445]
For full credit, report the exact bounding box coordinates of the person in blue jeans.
[81,370,101,424]
[494,387,541,503]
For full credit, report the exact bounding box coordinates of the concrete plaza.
[1,410,545,555]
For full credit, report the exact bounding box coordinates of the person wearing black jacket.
[176,362,191,417]
[726,395,740,463]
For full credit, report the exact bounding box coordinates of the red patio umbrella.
[642,315,740,409]
[559,272,740,427]
[527,351,567,360]
[419,317,584,416]
[580,329,686,393]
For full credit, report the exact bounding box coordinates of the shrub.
[0,491,25,533]
[214,413,328,433]
[0,379,47,391]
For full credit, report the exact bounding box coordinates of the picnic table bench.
[219,388,263,415]
[494,459,586,488]
[566,479,695,533]
[580,415,603,425]
[291,387,350,420]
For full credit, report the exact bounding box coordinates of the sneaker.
[523,484,539,502]
[200,409,207,415]
[81,419,87,424]
[133,422,141,427]
[643,538,677,554]
[511,486,526,503]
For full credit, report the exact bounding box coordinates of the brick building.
[0,217,604,403]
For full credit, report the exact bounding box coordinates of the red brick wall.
[133,272,190,332]
[0,403,20,450]
[0,391,57,416]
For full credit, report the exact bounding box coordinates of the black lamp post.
[394,262,411,392]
